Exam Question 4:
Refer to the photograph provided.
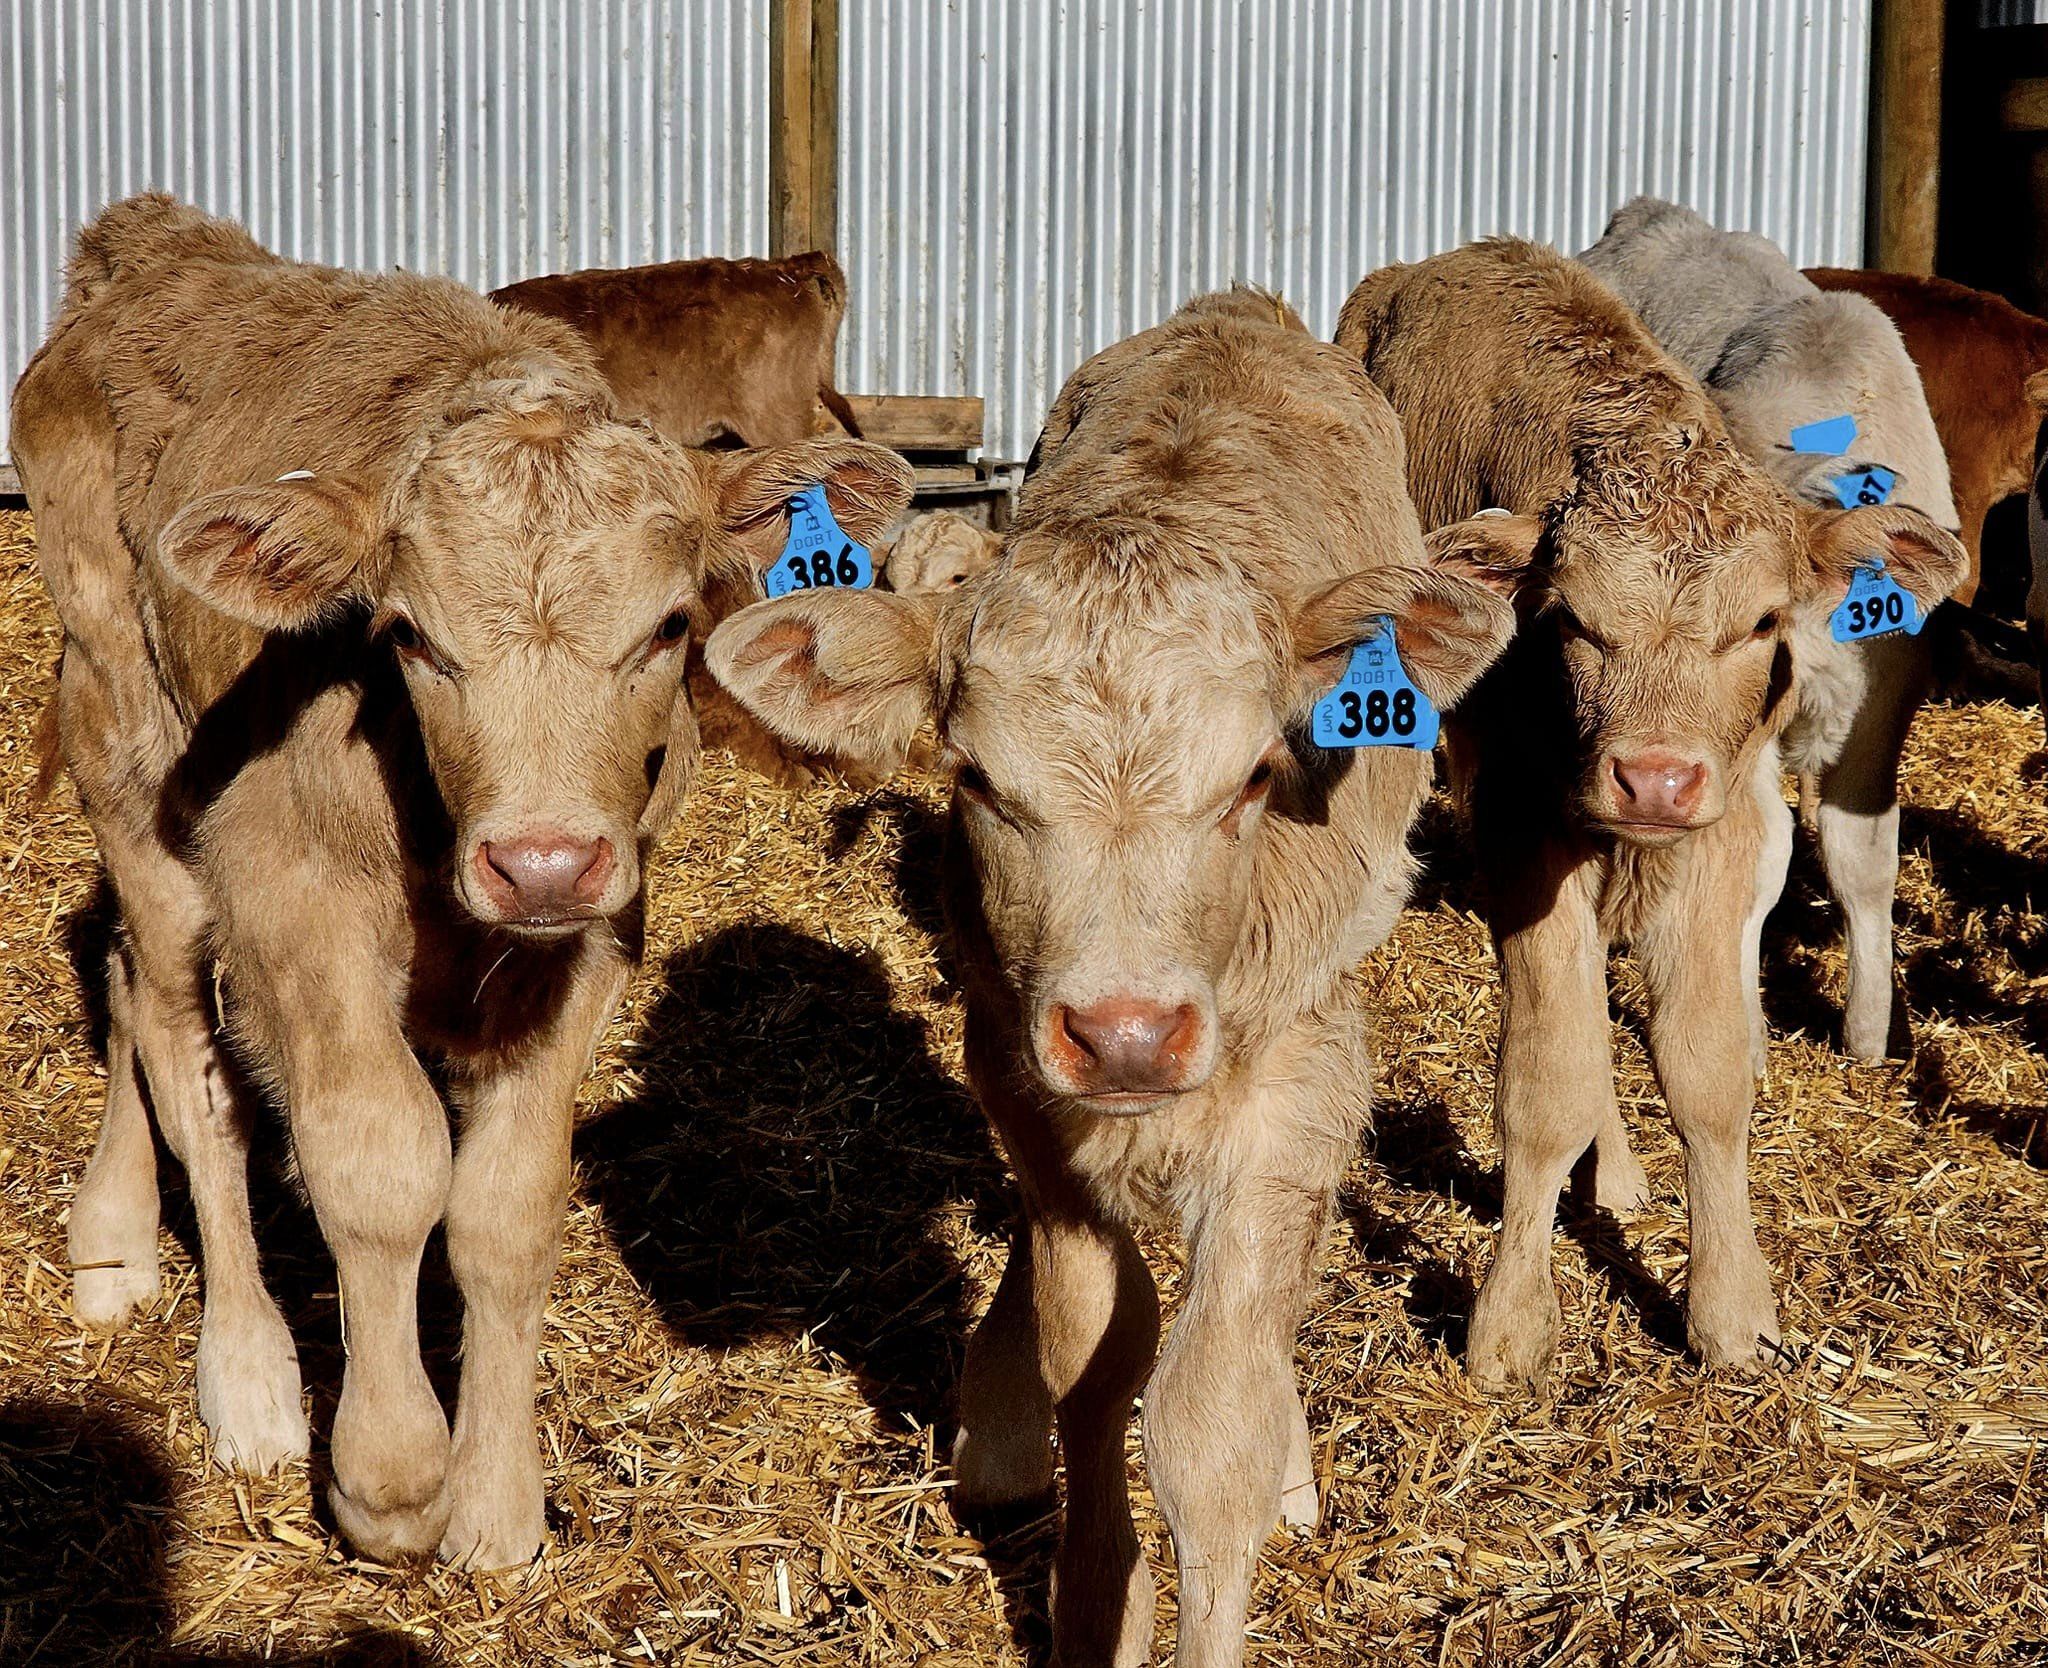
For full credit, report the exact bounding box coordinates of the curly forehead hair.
[953,510,1292,707]
[1556,419,1802,574]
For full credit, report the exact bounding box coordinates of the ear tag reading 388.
[765,484,874,599]
[1828,464,1897,510]
[1830,559,1923,644]
[1311,616,1439,750]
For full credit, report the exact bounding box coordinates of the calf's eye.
[956,760,992,800]
[653,610,690,647]
[1222,759,1276,835]
[1752,610,1779,638]
[387,615,421,652]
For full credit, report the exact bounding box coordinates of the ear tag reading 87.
[1311,616,1439,750]
[1830,559,1924,644]
[1828,463,1897,510]
[765,484,874,599]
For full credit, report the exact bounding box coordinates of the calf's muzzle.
[1047,997,1204,1103]
[471,832,616,924]
[1606,750,1708,829]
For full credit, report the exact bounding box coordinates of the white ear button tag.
[274,470,316,482]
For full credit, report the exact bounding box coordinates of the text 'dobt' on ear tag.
[1311,616,1439,750]
[1830,559,1923,644]
[766,484,875,599]
[1828,464,1897,509]
[1789,413,1859,455]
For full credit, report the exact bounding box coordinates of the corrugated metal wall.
[4,1,1871,465]
[0,0,768,460]
[840,0,1874,459]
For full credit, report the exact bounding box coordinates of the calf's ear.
[715,438,917,582]
[706,588,939,779]
[1421,512,1545,598]
[1292,561,1516,714]
[157,474,386,631]
[1805,503,1968,609]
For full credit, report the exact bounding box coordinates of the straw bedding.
[1,504,2044,1665]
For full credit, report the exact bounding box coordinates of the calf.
[877,509,1003,596]
[1336,240,1964,1393]
[1807,264,2048,600]
[1583,196,1963,1062]
[11,194,910,1569]
[491,250,860,450]
[708,291,1512,1667]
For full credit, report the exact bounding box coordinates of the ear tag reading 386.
[1311,616,1439,750]
[1828,464,1897,510]
[765,485,874,599]
[1830,559,1923,644]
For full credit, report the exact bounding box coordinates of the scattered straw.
[2,505,2045,1664]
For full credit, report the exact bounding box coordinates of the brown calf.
[491,250,860,450]
[1337,241,1965,1393]
[12,194,910,1569]
[709,290,1512,1668]
[1806,266,2048,603]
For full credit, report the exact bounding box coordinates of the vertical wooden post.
[769,0,836,257]
[811,0,839,259]
[1871,0,1943,273]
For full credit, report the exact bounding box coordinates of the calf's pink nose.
[474,833,614,919]
[1051,998,1202,1096]
[1609,753,1706,825]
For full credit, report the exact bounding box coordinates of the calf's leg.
[961,1093,1159,1668]
[1742,742,1793,1079]
[1144,1165,1332,1668]
[1638,842,1783,1372]
[81,797,304,1471]
[1815,639,1922,1061]
[952,1228,1057,1512]
[1468,855,1614,1395]
[437,955,625,1570]
[69,949,161,1329]
[229,921,453,1561]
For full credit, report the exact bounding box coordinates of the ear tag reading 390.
[765,484,874,599]
[1828,464,1897,510]
[1830,559,1923,644]
[1788,413,1859,456]
[1311,615,1439,750]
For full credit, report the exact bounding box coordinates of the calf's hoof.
[1687,1277,1784,1375]
[73,1258,161,1332]
[951,1424,1056,1525]
[438,1498,545,1572]
[1466,1279,1560,1398]
[197,1306,309,1473]
[329,1377,451,1559]
[437,1444,547,1571]
[330,1482,452,1566]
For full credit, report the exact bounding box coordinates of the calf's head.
[708,529,1510,1110]
[1435,436,1965,844]
[158,382,911,933]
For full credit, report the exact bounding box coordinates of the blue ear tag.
[764,484,875,599]
[1789,413,1859,455]
[1311,616,1439,750]
[1828,464,1897,510]
[1830,559,1923,644]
